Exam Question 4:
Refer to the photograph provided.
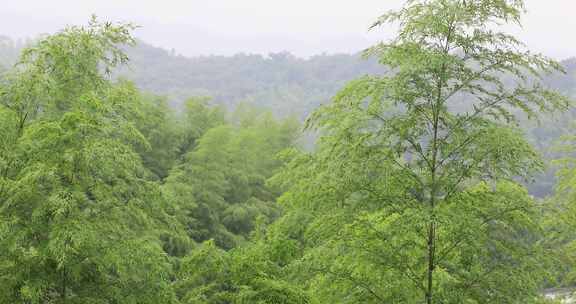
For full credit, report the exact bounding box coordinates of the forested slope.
[1,1,576,302]
[2,35,574,119]
[0,20,299,302]
[115,42,576,197]
[118,43,384,117]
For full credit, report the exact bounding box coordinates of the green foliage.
[0,17,303,301]
[263,0,571,303]
[178,96,226,157]
[111,81,185,179]
[117,46,385,118]
[175,240,311,304]
[164,106,298,249]
[3,26,576,197]
[0,18,182,303]
[542,134,576,290]
[1,2,576,303]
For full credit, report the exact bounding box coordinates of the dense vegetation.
[0,1,576,303]
[121,44,576,198]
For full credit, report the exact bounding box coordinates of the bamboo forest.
[1,0,576,303]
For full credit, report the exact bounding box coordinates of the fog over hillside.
[120,41,575,198]
[3,2,576,302]
[1,0,575,58]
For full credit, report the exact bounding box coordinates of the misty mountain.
[119,41,576,116]
[119,42,576,197]
[1,38,574,118]
[116,41,385,118]
[2,38,576,196]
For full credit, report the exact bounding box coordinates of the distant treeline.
[2,36,576,197]
[2,1,576,302]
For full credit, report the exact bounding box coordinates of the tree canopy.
[1,2,576,303]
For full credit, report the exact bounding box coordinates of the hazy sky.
[1,0,575,59]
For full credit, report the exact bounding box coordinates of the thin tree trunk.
[424,11,455,302]
[61,267,67,304]
[426,220,436,304]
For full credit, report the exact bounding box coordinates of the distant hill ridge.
[119,41,576,115]
[1,38,574,117]
[1,38,576,197]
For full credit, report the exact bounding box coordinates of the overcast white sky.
[1,0,575,59]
